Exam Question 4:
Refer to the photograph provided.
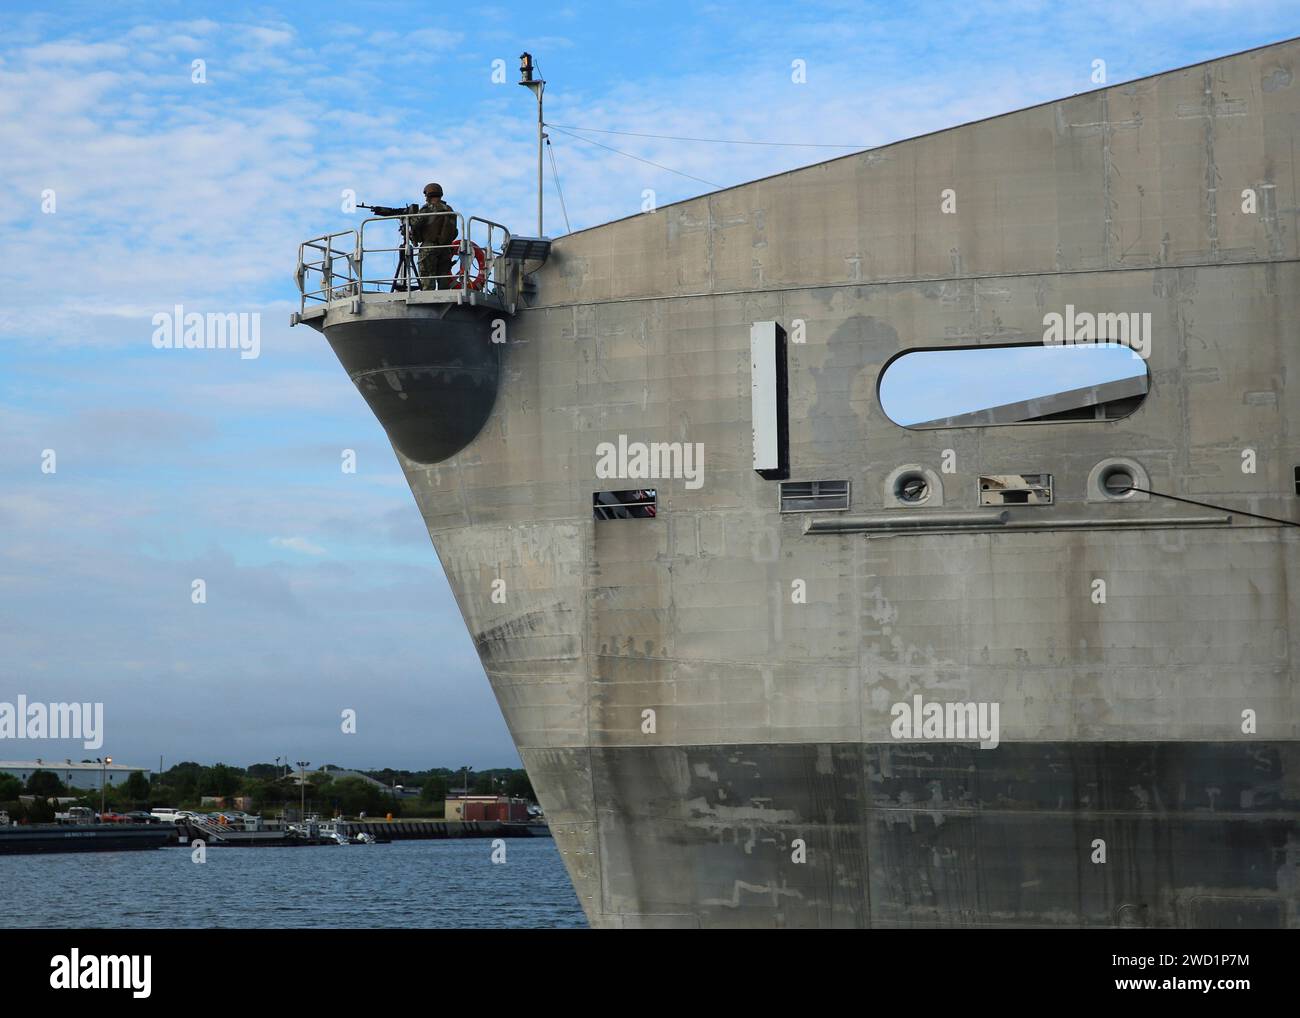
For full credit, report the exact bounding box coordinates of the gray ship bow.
[293,39,1300,928]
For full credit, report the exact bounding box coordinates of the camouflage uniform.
[412,199,457,289]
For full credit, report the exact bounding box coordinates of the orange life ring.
[453,241,487,291]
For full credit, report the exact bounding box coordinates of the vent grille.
[593,489,657,520]
[779,480,850,513]
[978,473,1053,506]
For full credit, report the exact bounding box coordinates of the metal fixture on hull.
[322,308,500,464]
[293,209,515,464]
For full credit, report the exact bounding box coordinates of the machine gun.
[358,203,422,291]
[358,202,419,218]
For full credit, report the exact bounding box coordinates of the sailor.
[410,182,458,289]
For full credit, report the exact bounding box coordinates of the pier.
[0,818,549,854]
[174,818,544,847]
[0,823,171,855]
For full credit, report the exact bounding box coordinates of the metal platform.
[291,209,516,464]
[293,286,512,329]
[292,209,518,327]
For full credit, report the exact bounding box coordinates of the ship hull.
[314,38,1300,927]
[524,741,1299,928]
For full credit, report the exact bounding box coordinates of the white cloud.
[240,24,295,48]
[4,5,1285,352]
[23,40,129,64]
[270,535,327,555]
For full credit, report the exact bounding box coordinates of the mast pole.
[519,53,546,236]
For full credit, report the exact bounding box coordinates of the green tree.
[506,771,535,801]
[308,775,334,800]
[284,774,330,817]
[242,778,283,809]
[200,763,243,798]
[25,770,64,798]
[328,777,388,817]
[0,774,22,801]
[164,761,205,800]
[123,771,150,802]
[421,774,448,804]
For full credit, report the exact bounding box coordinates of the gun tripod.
[392,227,421,292]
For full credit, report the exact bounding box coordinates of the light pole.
[296,761,310,822]
[97,756,112,817]
[518,52,545,236]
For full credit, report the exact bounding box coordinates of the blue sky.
[2,1,1297,772]
[880,345,1148,425]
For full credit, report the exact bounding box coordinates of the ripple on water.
[1,839,586,929]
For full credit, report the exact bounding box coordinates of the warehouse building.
[0,759,150,791]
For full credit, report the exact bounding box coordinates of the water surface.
[0,838,587,929]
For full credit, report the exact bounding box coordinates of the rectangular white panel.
[751,321,779,471]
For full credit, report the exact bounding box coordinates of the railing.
[297,211,512,314]
[186,816,232,842]
[296,230,359,308]
[468,215,511,291]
